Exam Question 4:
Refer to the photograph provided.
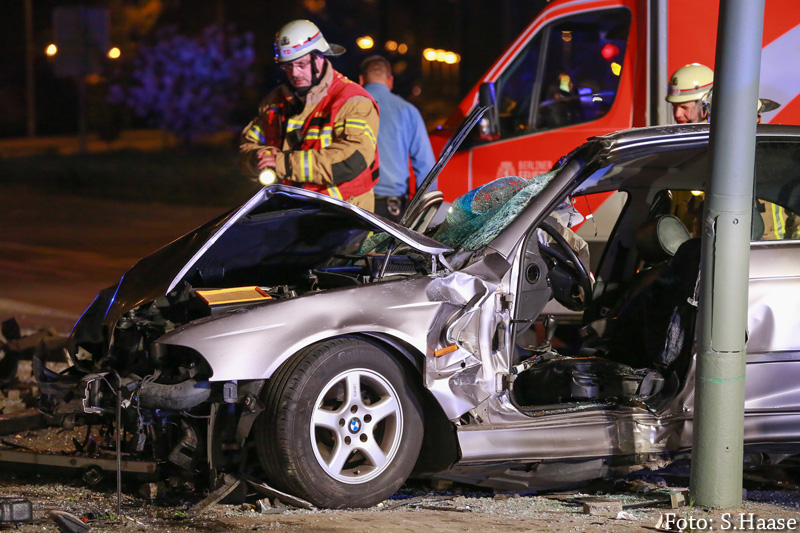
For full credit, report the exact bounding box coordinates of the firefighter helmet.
[758,98,781,114]
[274,20,345,63]
[666,63,714,103]
[700,90,782,121]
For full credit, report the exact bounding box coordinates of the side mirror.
[478,82,500,141]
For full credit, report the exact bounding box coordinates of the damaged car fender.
[156,276,451,382]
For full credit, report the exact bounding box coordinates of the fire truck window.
[534,9,631,131]
[494,34,542,139]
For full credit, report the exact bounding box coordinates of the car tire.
[254,336,424,509]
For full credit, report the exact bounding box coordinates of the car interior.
[509,190,701,412]
[505,143,716,411]
[508,137,800,413]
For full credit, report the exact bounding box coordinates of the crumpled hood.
[75,186,452,334]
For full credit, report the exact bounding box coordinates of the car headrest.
[635,214,691,265]
[752,201,765,241]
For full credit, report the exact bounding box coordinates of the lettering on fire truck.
[496,160,554,180]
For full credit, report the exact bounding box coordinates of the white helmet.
[274,20,345,63]
[666,63,714,104]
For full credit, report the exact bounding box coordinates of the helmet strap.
[700,101,710,122]
[310,53,324,86]
[289,53,324,99]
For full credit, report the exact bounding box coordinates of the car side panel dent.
[747,256,800,354]
[424,253,511,420]
[157,276,445,382]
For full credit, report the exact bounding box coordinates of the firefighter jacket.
[239,61,380,207]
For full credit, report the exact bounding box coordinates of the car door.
[743,139,800,440]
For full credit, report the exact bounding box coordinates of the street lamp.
[46,44,58,56]
[422,47,461,98]
[356,36,374,50]
[107,47,121,59]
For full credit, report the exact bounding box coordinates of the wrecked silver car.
[34,122,800,509]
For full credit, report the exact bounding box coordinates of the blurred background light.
[601,43,619,60]
[356,35,374,49]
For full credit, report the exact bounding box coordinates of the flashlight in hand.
[258,168,277,186]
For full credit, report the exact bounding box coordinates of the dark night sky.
[0,0,548,137]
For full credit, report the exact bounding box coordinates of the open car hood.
[98,185,452,326]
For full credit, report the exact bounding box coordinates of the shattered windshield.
[432,172,557,250]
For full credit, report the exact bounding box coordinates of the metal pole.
[690,0,764,509]
[24,0,36,137]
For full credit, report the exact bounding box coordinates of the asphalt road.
[0,184,224,335]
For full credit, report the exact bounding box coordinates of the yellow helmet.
[666,63,714,104]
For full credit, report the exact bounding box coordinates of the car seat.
[581,214,690,347]
[604,237,701,371]
[629,214,692,296]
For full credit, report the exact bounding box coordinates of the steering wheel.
[537,220,593,311]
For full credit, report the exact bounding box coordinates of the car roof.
[487,123,800,258]
[596,123,800,151]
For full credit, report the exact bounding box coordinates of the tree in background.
[109,24,255,145]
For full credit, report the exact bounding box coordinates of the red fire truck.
[431,0,800,201]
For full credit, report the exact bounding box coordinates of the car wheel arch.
[360,332,461,475]
[252,332,460,492]
[252,334,426,507]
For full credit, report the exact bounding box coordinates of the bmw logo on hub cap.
[348,418,361,434]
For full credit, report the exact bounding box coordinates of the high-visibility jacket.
[240,62,379,205]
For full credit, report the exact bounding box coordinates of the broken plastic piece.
[242,474,315,510]
[48,510,90,533]
[187,473,241,516]
[0,497,32,524]
[223,381,238,403]
[434,344,458,357]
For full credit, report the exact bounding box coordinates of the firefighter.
[699,90,782,124]
[239,20,380,211]
[665,63,714,124]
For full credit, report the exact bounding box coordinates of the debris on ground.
[0,496,32,525]
[3,318,800,531]
[581,497,623,516]
[48,510,90,533]
[187,473,241,517]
